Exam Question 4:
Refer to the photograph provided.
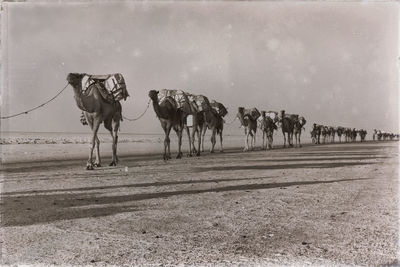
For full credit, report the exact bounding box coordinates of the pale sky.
[1,1,399,135]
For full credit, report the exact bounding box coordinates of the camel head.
[237,107,245,124]
[66,73,86,87]
[148,90,159,101]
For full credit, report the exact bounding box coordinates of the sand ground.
[0,142,398,266]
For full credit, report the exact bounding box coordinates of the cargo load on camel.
[186,94,212,112]
[211,100,228,117]
[157,89,189,110]
[244,107,261,121]
[82,73,129,103]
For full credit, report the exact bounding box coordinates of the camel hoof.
[86,165,94,170]
[196,152,201,156]
[220,150,224,153]
[176,153,182,159]
[109,162,117,166]
[93,163,101,167]
[210,150,215,154]
[187,154,193,157]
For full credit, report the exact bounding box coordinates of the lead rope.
[1,82,70,119]
[122,99,151,121]
[224,116,237,125]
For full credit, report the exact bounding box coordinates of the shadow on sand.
[194,161,375,172]
[2,176,372,227]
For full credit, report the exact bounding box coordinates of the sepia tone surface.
[1,142,399,266]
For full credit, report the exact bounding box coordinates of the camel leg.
[219,130,224,152]
[201,126,207,152]
[283,131,286,148]
[185,125,192,157]
[289,132,294,147]
[269,132,274,149]
[109,120,119,166]
[299,133,302,147]
[163,125,172,160]
[92,136,101,167]
[244,130,249,152]
[87,119,101,170]
[210,128,217,153]
[195,127,201,156]
[262,132,266,150]
[252,131,256,150]
[176,126,183,159]
[191,124,198,155]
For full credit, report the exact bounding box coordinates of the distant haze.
[1,1,398,136]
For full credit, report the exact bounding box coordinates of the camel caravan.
[66,73,398,169]
[372,129,399,141]
[310,125,368,144]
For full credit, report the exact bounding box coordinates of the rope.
[123,99,151,121]
[1,82,70,119]
[224,116,237,125]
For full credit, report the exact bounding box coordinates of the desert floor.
[1,141,398,266]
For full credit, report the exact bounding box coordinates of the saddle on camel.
[79,73,130,125]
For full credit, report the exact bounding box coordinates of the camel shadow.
[2,176,372,227]
[194,161,375,172]
[246,156,388,163]
[2,176,274,196]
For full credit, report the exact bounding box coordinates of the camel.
[237,107,260,151]
[329,127,336,143]
[373,129,377,141]
[351,128,357,142]
[377,130,382,141]
[321,126,330,143]
[279,110,296,148]
[311,123,322,144]
[148,90,184,160]
[200,100,227,153]
[344,128,352,142]
[310,129,317,144]
[260,111,278,150]
[181,93,203,157]
[293,116,306,147]
[67,73,125,170]
[359,129,367,142]
[336,127,344,142]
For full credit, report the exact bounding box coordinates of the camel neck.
[237,113,246,126]
[151,99,164,119]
